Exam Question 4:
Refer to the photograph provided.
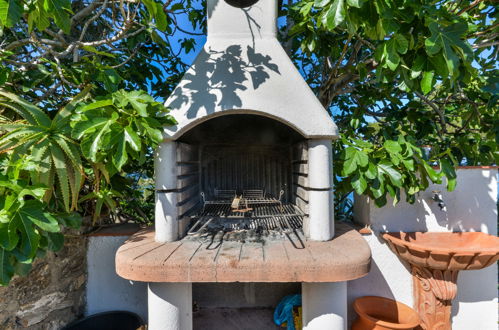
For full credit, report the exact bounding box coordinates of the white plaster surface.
[155,191,179,242]
[350,168,498,330]
[302,282,347,330]
[307,140,333,189]
[86,236,148,321]
[155,141,177,190]
[148,283,193,330]
[164,0,337,140]
[308,190,334,241]
[307,139,335,241]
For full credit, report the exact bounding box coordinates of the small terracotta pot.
[352,296,420,330]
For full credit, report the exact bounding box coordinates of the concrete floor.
[193,308,280,330]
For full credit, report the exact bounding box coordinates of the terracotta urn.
[382,231,499,330]
[352,296,420,330]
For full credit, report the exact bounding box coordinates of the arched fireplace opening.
[171,113,310,242]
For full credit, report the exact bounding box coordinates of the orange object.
[382,231,499,330]
[359,225,372,235]
[352,296,420,330]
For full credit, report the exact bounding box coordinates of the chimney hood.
[164,0,338,140]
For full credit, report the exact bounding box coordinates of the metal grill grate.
[186,203,305,247]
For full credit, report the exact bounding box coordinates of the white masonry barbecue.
[157,0,338,243]
[116,1,371,329]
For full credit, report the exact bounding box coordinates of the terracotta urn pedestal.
[411,266,458,330]
[383,232,499,330]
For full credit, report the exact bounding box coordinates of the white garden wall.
[350,168,498,330]
[86,225,148,321]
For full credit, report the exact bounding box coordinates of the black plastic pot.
[62,311,145,330]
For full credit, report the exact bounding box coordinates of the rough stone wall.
[0,234,87,329]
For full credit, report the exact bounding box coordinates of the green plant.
[0,89,87,212]
[0,88,175,284]
[71,90,174,173]
[336,135,457,207]
[0,155,81,285]
[288,0,497,205]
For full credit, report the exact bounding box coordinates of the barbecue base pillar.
[148,282,192,330]
[302,282,347,330]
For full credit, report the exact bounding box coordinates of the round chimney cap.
[224,0,259,8]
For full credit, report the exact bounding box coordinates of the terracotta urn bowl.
[352,296,420,330]
[382,231,499,271]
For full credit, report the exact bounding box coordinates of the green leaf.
[394,34,408,54]
[0,126,45,152]
[112,132,128,171]
[0,221,18,251]
[143,0,167,30]
[402,159,415,171]
[381,35,408,71]
[93,197,104,225]
[384,140,402,154]
[124,126,141,151]
[0,0,22,27]
[19,200,60,233]
[352,174,367,195]
[346,0,364,8]
[82,46,116,58]
[58,212,81,229]
[0,248,14,286]
[27,2,50,32]
[97,69,122,92]
[323,0,345,30]
[71,117,110,140]
[364,163,377,179]
[422,161,441,183]
[80,99,114,111]
[145,126,163,144]
[410,56,426,79]
[378,161,403,187]
[51,145,70,212]
[154,1,167,32]
[46,232,64,251]
[421,71,434,95]
[114,90,149,116]
[13,210,40,258]
[343,147,369,176]
[370,177,385,199]
[0,91,51,127]
[87,116,115,162]
[315,0,331,7]
[425,22,473,77]
[43,0,71,33]
[440,158,457,191]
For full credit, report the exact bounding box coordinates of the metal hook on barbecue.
[206,230,225,250]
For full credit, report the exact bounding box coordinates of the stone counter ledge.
[115,222,371,283]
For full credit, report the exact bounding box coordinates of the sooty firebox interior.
[175,114,310,243]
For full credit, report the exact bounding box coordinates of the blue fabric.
[273,294,302,330]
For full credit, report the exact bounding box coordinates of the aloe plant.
[0,88,175,285]
[0,89,86,212]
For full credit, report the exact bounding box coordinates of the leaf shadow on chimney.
[167,44,280,119]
